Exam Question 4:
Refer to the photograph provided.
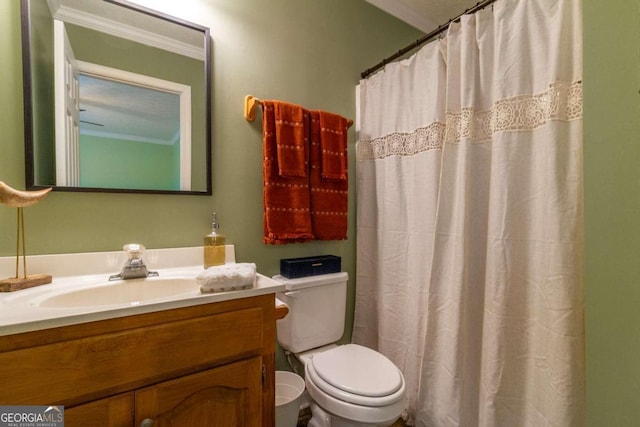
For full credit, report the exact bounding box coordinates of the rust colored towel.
[262,100,313,244]
[274,101,308,178]
[318,111,348,180]
[309,110,349,240]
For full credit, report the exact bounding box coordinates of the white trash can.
[275,371,305,427]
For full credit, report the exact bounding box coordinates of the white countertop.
[0,246,285,336]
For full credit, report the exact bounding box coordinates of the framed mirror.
[20,0,211,195]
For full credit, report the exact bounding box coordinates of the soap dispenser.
[204,212,226,268]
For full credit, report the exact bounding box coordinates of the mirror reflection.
[22,0,211,194]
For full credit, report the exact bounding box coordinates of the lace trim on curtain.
[358,80,583,160]
[358,122,446,161]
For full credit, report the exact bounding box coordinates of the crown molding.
[49,2,204,61]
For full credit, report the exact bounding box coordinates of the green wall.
[80,134,180,191]
[0,0,420,258]
[0,0,419,368]
[584,1,640,426]
[28,0,55,184]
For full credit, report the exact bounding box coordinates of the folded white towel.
[197,263,257,293]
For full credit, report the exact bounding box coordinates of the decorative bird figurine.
[0,181,51,207]
[0,181,53,291]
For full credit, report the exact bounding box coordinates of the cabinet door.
[64,392,134,427]
[135,357,262,426]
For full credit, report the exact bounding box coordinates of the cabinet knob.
[140,419,154,427]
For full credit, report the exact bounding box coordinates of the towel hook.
[244,95,263,122]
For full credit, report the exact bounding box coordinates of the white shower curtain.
[354,0,584,425]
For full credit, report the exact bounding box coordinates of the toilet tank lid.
[272,272,348,291]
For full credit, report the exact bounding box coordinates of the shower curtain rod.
[361,0,499,79]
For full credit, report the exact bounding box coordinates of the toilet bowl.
[273,272,407,427]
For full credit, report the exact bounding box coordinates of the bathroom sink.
[36,277,200,308]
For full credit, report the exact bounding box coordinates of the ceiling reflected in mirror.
[79,74,181,145]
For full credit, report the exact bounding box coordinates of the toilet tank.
[273,272,348,353]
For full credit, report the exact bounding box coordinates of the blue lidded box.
[279,255,341,279]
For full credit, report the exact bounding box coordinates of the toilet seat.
[307,344,406,407]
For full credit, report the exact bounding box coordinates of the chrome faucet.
[109,244,159,281]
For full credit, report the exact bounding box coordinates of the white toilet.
[274,272,407,427]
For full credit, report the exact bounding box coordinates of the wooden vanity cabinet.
[135,356,262,426]
[64,393,134,426]
[0,294,277,426]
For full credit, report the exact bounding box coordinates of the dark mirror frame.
[20,0,212,195]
